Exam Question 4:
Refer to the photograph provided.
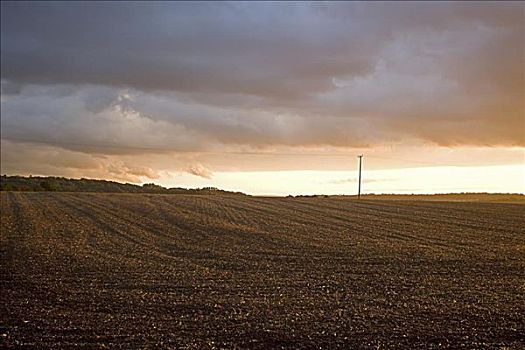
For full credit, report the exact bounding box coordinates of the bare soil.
[1,192,524,349]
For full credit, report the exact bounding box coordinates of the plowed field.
[1,192,524,348]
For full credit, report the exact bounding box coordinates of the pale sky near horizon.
[1,2,524,195]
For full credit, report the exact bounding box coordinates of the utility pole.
[357,155,363,199]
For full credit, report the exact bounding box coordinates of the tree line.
[0,175,244,195]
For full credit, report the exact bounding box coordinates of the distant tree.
[40,180,58,191]
[142,183,165,192]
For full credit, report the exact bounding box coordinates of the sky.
[1,1,524,195]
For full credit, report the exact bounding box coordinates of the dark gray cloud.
[1,2,377,98]
[3,2,522,98]
[1,1,523,169]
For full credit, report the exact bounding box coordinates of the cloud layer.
[1,2,523,181]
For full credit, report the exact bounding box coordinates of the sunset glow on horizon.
[1,1,524,194]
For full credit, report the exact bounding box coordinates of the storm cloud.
[1,1,524,181]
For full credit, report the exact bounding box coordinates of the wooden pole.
[357,155,363,199]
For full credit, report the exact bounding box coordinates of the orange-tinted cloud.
[187,164,213,179]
